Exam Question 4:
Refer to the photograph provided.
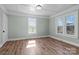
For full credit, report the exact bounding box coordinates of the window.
[66,16,75,35]
[55,11,78,38]
[56,17,64,34]
[28,18,36,34]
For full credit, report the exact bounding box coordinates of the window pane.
[28,18,36,34]
[57,26,63,33]
[56,18,64,34]
[66,16,75,35]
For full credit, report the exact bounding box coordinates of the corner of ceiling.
[0,4,8,13]
[49,4,79,18]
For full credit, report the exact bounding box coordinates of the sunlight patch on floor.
[26,40,36,48]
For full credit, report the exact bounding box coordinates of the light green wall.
[8,15,49,39]
[8,11,79,46]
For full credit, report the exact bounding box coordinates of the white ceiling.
[3,4,76,17]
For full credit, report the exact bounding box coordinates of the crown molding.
[50,5,79,18]
[6,9,49,18]
[0,5,7,13]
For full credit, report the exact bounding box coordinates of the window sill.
[28,33,37,35]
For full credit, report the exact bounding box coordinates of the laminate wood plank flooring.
[0,37,79,55]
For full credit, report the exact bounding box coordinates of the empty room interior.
[0,4,79,55]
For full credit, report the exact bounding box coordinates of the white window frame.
[55,16,65,35]
[55,10,78,38]
[28,17,37,34]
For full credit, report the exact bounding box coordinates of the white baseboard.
[7,35,79,47]
[49,35,79,47]
[0,41,6,48]
[8,37,27,41]
[8,35,50,41]
[0,43,4,48]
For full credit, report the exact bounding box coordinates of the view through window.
[28,18,36,34]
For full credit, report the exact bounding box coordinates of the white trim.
[0,5,7,13]
[49,35,79,47]
[2,35,79,48]
[8,37,27,41]
[0,5,7,48]
[0,40,7,48]
[55,10,78,38]
[55,15,65,35]
[64,10,78,38]
[6,10,49,18]
[50,5,79,18]
[8,35,50,41]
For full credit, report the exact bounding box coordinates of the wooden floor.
[0,37,79,55]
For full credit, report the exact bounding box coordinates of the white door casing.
[0,9,2,43]
[2,12,8,42]
[0,8,8,47]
